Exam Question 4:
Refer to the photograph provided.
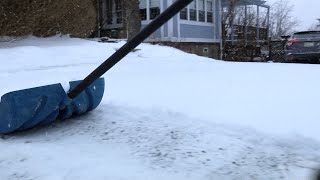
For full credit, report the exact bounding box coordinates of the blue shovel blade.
[0,78,105,134]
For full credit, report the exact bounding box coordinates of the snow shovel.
[0,0,194,134]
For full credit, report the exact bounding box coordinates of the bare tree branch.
[269,0,299,39]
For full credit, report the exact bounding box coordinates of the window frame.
[198,0,205,22]
[104,0,123,29]
[189,0,197,21]
[139,0,148,20]
[139,0,161,21]
[206,0,214,23]
[179,0,215,25]
[149,0,160,20]
[180,7,188,20]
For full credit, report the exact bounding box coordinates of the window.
[105,0,122,25]
[199,0,205,22]
[189,1,197,21]
[150,0,160,20]
[139,0,147,20]
[180,7,188,20]
[207,0,213,23]
[106,0,113,24]
[180,0,214,23]
[115,0,122,24]
[139,0,160,20]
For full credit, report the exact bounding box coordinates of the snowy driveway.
[0,37,319,180]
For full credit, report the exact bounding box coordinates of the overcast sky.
[266,0,320,30]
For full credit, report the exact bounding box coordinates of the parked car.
[285,31,320,63]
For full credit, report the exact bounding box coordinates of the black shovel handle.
[68,0,194,99]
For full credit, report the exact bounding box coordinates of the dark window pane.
[190,9,197,21]
[106,0,113,24]
[199,11,205,22]
[149,0,160,20]
[207,12,213,23]
[107,12,113,24]
[180,8,188,20]
[140,0,147,20]
[189,0,197,21]
[115,0,121,10]
[116,12,122,23]
[150,7,160,20]
[140,9,147,20]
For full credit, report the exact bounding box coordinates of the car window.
[293,32,320,39]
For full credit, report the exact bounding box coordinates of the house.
[98,0,269,59]
[139,0,222,59]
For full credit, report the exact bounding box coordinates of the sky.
[266,0,320,30]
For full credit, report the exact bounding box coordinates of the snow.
[0,36,320,180]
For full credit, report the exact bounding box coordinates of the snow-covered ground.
[0,36,320,180]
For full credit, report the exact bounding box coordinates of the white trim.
[213,0,216,25]
[145,37,220,43]
[146,0,150,21]
[196,0,199,22]
[143,38,163,42]
[168,0,173,38]
[161,37,179,41]
[187,3,190,21]
[180,20,214,27]
[204,0,207,22]
[141,20,151,25]
[225,39,266,43]
[178,37,220,43]
[104,24,123,29]
[177,3,181,38]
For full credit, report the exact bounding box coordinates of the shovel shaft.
[68,0,193,99]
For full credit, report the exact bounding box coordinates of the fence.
[268,40,286,61]
[222,39,287,62]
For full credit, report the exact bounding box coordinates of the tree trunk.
[123,0,141,40]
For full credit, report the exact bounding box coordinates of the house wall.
[180,24,215,39]
[177,0,221,42]
[140,0,222,59]
[142,0,221,43]
[173,14,179,37]
[163,0,169,37]
[141,24,162,39]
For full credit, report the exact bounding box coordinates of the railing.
[222,24,269,43]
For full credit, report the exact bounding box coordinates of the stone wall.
[0,0,97,37]
[161,42,221,59]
